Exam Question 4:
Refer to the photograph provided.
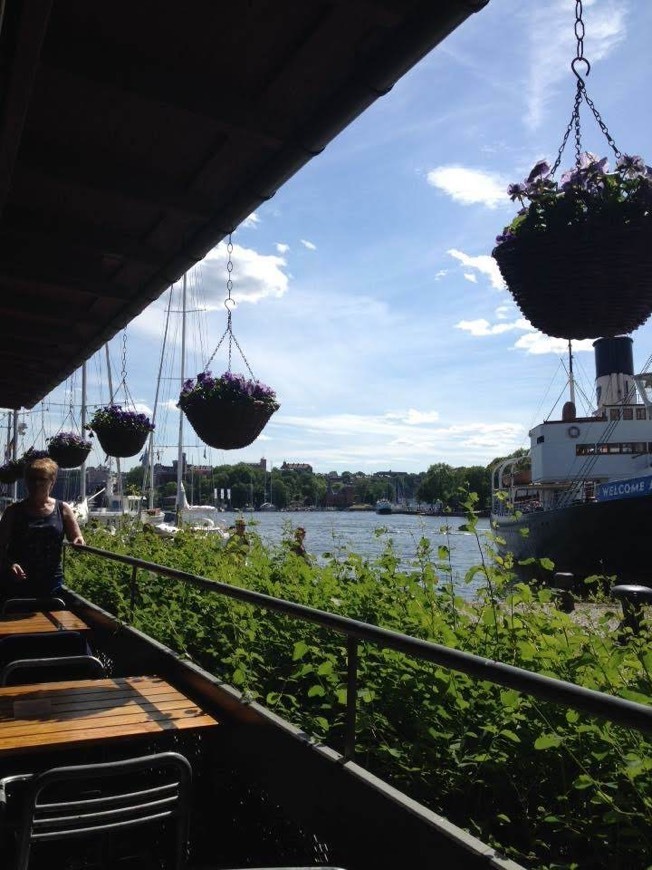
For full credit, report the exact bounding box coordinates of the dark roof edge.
[20,0,490,409]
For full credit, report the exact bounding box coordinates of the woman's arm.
[62,502,85,546]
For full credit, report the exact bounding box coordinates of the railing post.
[130,565,138,619]
[344,635,358,761]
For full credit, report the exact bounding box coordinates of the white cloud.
[456,318,531,337]
[447,248,505,290]
[463,273,477,283]
[384,409,440,425]
[300,239,317,251]
[526,0,627,130]
[514,333,595,355]
[427,165,508,208]
[193,242,289,306]
[276,243,290,254]
[241,212,260,228]
[494,304,514,320]
[434,269,448,280]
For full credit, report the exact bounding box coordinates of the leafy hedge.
[65,513,652,868]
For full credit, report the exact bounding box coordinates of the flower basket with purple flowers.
[47,431,93,468]
[493,153,652,339]
[178,371,280,450]
[0,459,24,485]
[87,405,155,458]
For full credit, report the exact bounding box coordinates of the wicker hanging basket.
[493,219,652,340]
[182,396,276,450]
[48,443,92,469]
[0,462,23,485]
[93,425,149,458]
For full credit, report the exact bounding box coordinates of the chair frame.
[1,597,66,615]
[0,631,87,668]
[2,752,192,870]
[0,654,106,686]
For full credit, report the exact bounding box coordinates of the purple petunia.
[178,370,279,411]
[494,149,652,248]
[48,431,92,449]
[87,405,155,434]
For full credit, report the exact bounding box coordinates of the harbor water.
[244,511,492,600]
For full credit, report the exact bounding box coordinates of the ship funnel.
[593,336,634,411]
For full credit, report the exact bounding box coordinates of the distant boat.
[259,502,277,512]
[375,498,393,515]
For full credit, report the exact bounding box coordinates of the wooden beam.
[0,271,137,302]
[0,222,165,269]
[41,37,284,149]
[17,138,214,221]
[0,0,54,216]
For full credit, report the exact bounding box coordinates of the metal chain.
[550,0,621,175]
[204,232,256,379]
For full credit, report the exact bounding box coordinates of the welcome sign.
[597,475,652,502]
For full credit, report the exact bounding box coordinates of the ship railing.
[67,543,652,760]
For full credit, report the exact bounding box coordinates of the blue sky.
[12,0,652,473]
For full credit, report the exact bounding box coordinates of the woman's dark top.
[2,500,65,596]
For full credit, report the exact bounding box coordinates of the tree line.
[124,459,498,511]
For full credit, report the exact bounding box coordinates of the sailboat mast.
[568,340,576,408]
[80,361,87,502]
[105,344,121,505]
[176,273,187,519]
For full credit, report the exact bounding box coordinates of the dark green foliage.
[65,508,652,869]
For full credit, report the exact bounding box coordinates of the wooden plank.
[0,610,90,637]
[0,612,59,637]
[0,676,219,756]
[46,611,90,632]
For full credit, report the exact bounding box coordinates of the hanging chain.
[550,0,621,176]
[121,329,127,384]
[204,232,256,379]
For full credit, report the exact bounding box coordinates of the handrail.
[67,543,652,758]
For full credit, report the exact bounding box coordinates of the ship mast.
[568,339,576,408]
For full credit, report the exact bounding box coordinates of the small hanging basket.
[494,217,652,339]
[179,373,279,450]
[0,460,23,485]
[47,432,92,468]
[48,443,92,469]
[87,406,154,458]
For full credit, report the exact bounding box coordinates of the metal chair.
[2,597,66,615]
[0,654,106,686]
[0,631,87,668]
[0,751,192,870]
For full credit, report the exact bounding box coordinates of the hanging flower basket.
[493,154,652,339]
[87,406,154,458]
[178,371,280,450]
[0,459,24,485]
[47,432,92,468]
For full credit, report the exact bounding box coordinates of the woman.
[0,457,85,603]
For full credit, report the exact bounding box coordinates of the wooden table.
[0,676,219,757]
[0,611,89,639]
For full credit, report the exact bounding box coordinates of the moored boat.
[491,336,652,581]
[375,498,393,515]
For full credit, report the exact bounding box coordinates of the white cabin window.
[623,408,633,420]
[637,407,647,420]
[609,409,620,421]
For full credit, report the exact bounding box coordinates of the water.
[244,511,492,600]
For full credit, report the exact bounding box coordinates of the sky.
[10,0,652,475]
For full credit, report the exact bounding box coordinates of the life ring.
[568,425,580,438]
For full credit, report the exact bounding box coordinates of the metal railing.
[68,543,652,759]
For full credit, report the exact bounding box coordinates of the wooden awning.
[0,0,488,409]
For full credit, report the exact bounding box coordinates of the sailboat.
[491,335,652,580]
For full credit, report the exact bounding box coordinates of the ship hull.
[493,492,652,581]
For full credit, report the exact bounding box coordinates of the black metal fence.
[68,543,652,758]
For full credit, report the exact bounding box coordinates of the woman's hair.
[24,457,59,481]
